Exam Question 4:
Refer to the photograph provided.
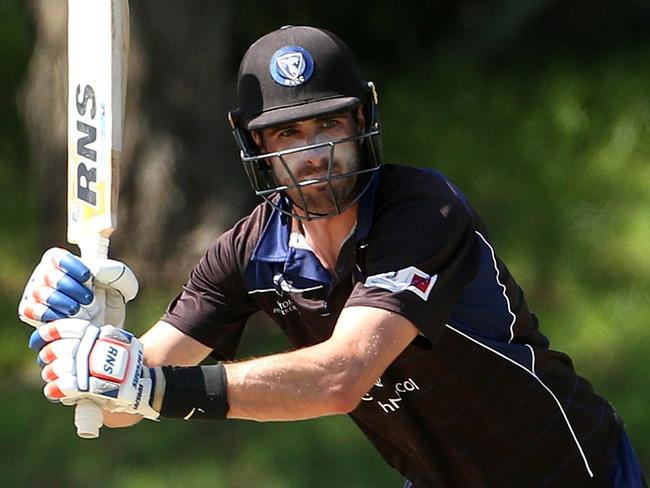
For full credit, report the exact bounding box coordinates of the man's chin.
[295,195,356,217]
[285,174,358,217]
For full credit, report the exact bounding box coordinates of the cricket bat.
[67,0,129,439]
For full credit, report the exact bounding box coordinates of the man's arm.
[225,306,419,421]
[108,308,418,425]
[140,320,213,367]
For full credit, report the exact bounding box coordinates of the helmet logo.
[270,45,314,87]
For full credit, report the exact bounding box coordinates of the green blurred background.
[2,1,649,486]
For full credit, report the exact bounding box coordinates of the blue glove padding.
[29,318,160,420]
[18,248,138,329]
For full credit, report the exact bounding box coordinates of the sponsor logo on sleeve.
[364,266,437,301]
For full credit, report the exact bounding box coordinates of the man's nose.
[300,134,333,168]
[302,148,330,170]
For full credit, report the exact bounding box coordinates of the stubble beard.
[286,141,362,217]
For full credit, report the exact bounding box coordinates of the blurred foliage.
[0,0,37,376]
[2,1,650,486]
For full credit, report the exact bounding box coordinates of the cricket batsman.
[19,26,647,487]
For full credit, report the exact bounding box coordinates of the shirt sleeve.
[161,222,260,360]
[345,180,480,342]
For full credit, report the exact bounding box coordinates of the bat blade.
[67,0,129,439]
[68,0,128,247]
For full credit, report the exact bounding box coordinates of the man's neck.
[294,203,358,273]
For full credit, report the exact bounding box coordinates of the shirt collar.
[251,170,380,278]
[250,196,293,263]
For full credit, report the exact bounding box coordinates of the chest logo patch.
[273,273,323,296]
[364,266,437,301]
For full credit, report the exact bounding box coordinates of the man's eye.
[321,119,339,129]
[278,128,297,137]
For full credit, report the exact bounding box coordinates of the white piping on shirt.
[247,288,277,295]
[444,323,594,478]
[475,231,517,343]
[525,344,536,375]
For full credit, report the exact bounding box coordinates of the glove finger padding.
[44,376,86,402]
[19,248,139,329]
[42,247,92,282]
[42,357,76,382]
[19,248,96,328]
[29,318,90,350]
[32,285,85,317]
[38,338,81,367]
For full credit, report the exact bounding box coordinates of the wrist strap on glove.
[159,363,229,421]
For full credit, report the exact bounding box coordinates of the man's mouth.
[298,175,329,186]
[297,171,344,187]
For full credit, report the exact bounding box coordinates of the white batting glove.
[29,318,160,420]
[18,247,139,329]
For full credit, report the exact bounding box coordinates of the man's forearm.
[118,308,417,424]
[104,343,325,426]
[188,307,417,422]
[224,342,368,421]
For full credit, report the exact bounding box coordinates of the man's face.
[252,108,366,217]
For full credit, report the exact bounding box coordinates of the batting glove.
[18,247,138,329]
[29,318,161,420]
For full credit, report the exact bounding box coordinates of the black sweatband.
[159,363,229,421]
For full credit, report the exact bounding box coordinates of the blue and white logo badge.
[270,45,314,87]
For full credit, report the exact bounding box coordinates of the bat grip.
[75,398,104,438]
[75,235,110,439]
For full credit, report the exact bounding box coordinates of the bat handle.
[75,398,104,438]
[75,235,110,439]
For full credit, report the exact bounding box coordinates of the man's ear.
[251,130,264,151]
[355,106,367,133]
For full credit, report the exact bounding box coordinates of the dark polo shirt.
[163,164,620,487]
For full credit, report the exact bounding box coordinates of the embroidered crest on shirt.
[272,273,323,296]
[364,266,437,301]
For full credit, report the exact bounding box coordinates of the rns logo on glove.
[90,339,129,383]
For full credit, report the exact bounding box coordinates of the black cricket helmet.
[228,25,382,220]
